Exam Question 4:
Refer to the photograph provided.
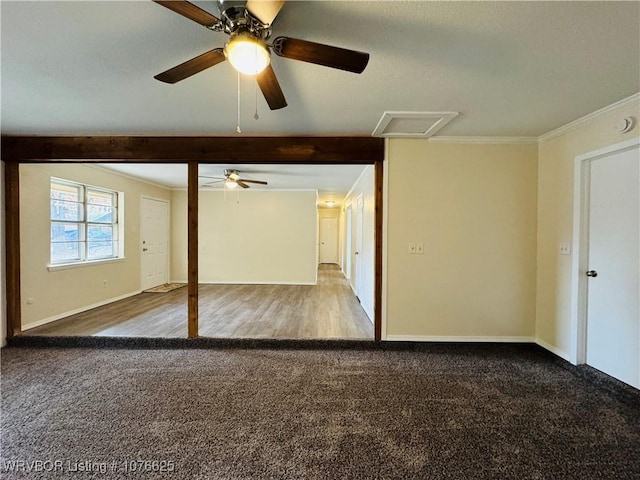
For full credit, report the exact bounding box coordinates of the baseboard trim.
[384,335,535,343]
[21,290,143,331]
[535,338,572,362]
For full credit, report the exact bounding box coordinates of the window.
[50,179,122,265]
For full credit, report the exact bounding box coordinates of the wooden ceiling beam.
[1,136,384,163]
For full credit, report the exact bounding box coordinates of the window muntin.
[50,179,120,265]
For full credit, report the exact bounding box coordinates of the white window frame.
[49,178,124,270]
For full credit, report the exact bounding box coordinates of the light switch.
[559,243,571,255]
[408,243,416,254]
[416,242,424,254]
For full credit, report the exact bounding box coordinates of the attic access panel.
[372,111,459,138]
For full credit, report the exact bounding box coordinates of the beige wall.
[19,164,172,329]
[385,141,538,339]
[171,190,318,284]
[536,98,640,359]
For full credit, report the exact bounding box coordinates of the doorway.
[573,137,640,388]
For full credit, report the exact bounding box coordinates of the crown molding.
[538,92,640,143]
[428,136,538,145]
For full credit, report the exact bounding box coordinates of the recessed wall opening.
[13,157,378,341]
[2,136,384,342]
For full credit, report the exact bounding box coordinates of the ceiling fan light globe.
[225,36,270,75]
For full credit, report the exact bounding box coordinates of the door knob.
[142,248,148,252]
[586,270,598,277]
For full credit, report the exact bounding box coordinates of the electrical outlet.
[408,243,416,254]
[416,242,424,254]
[559,243,571,255]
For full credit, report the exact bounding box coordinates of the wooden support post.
[374,158,384,342]
[187,161,198,338]
[4,162,21,337]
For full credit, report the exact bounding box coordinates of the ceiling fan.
[200,169,268,189]
[152,0,370,110]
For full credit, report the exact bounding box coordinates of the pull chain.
[254,80,259,120]
[236,71,242,134]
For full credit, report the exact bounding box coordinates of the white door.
[354,195,364,299]
[586,146,639,388]
[141,197,169,290]
[319,217,338,264]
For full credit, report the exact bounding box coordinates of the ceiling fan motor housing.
[217,0,271,39]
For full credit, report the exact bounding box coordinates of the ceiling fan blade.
[247,0,286,25]
[153,0,220,27]
[239,179,268,185]
[256,65,287,110]
[236,180,250,189]
[272,37,369,74]
[155,49,225,84]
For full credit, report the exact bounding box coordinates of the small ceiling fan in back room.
[152,0,370,110]
[200,169,268,189]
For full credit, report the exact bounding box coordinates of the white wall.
[19,164,172,329]
[171,189,318,284]
[385,141,539,340]
[343,165,375,321]
[536,95,640,359]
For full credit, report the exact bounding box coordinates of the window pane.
[51,182,82,202]
[51,242,81,263]
[87,205,114,223]
[88,242,115,259]
[51,223,80,242]
[87,225,113,241]
[87,225,115,259]
[87,189,114,206]
[51,199,83,221]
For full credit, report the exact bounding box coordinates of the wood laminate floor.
[24,265,374,340]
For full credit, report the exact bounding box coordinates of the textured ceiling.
[2,1,639,137]
[98,163,368,206]
[3,1,638,202]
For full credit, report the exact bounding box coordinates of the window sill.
[47,257,126,272]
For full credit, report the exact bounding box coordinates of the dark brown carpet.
[1,343,639,479]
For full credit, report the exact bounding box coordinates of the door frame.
[570,136,640,365]
[140,195,170,290]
